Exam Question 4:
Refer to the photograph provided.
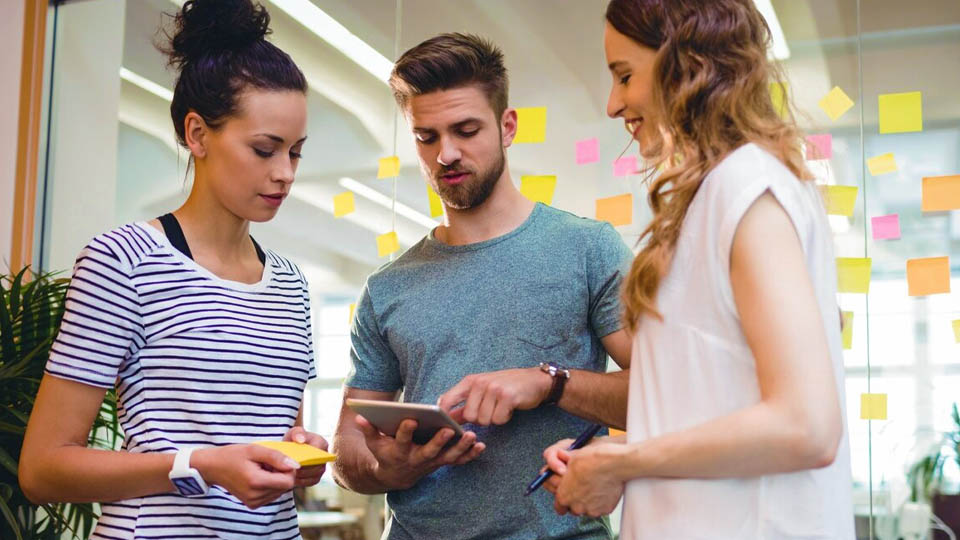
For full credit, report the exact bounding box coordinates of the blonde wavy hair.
[606,0,815,331]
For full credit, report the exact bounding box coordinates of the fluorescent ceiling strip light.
[268,0,393,84]
[752,0,790,60]
[339,177,438,229]
[120,67,174,102]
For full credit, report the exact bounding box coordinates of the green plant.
[1,267,121,540]
[908,403,960,503]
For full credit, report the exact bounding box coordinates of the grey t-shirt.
[347,203,634,540]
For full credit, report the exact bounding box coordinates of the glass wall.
[36,1,960,538]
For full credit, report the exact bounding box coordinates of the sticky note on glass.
[514,107,547,143]
[906,256,950,296]
[818,86,855,121]
[520,175,557,205]
[333,191,355,218]
[770,82,788,118]
[841,311,854,350]
[953,320,960,343]
[819,185,858,216]
[596,194,633,226]
[254,441,337,466]
[879,91,922,134]
[871,214,900,240]
[836,258,871,294]
[576,138,599,164]
[614,156,638,176]
[349,303,356,324]
[867,153,898,176]
[922,175,960,212]
[860,393,887,420]
[377,156,400,179]
[376,231,399,257]
[426,184,443,218]
[805,134,832,160]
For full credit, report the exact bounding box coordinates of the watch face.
[172,476,205,496]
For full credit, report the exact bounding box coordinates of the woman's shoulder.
[75,222,167,273]
[261,248,309,287]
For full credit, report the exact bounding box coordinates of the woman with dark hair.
[542,1,855,538]
[19,0,325,537]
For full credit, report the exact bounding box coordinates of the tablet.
[346,398,465,445]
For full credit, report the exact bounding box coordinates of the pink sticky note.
[871,214,901,240]
[806,134,833,160]
[614,156,637,176]
[576,138,599,164]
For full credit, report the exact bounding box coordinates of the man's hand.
[356,415,485,491]
[437,368,552,426]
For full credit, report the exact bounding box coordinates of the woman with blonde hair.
[542,0,855,538]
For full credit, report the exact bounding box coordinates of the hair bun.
[165,0,271,68]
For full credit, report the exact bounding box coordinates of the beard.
[431,148,505,211]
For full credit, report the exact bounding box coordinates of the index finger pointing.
[437,377,473,412]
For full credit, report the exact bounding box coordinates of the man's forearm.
[555,369,629,429]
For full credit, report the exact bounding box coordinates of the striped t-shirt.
[45,222,317,539]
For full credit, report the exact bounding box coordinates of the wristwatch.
[539,361,571,405]
[169,447,208,498]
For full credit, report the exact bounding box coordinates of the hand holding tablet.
[346,398,466,445]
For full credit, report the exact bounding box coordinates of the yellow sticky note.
[609,428,626,437]
[596,194,633,226]
[520,175,557,205]
[906,256,951,296]
[254,441,337,466]
[879,91,923,134]
[770,82,788,118]
[842,311,854,350]
[333,191,355,218]
[819,185,858,216]
[922,175,960,212]
[426,184,444,218]
[349,303,356,325]
[818,86,855,121]
[860,393,887,420]
[953,320,960,343]
[866,153,898,176]
[836,258,872,294]
[376,231,399,257]
[514,107,547,144]
[377,156,400,179]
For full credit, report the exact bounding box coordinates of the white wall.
[44,0,125,272]
[0,1,25,270]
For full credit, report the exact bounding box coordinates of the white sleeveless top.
[620,144,855,539]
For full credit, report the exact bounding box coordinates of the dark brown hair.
[389,33,509,119]
[606,0,813,330]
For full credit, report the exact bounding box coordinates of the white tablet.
[346,398,465,445]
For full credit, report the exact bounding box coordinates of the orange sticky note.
[333,191,355,218]
[596,194,633,226]
[867,153,898,176]
[818,86,855,121]
[879,91,923,134]
[514,107,547,143]
[836,258,872,294]
[520,175,557,205]
[953,320,960,343]
[906,256,950,296]
[426,184,443,218]
[608,428,626,437]
[922,175,960,212]
[376,231,399,257]
[860,393,887,420]
[842,311,853,350]
[377,156,400,179]
[349,303,356,325]
[819,185,858,216]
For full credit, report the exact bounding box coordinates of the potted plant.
[0,267,121,540]
[906,403,960,539]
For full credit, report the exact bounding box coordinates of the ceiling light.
[339,177,438,229]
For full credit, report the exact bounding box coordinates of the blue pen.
[525,423,603,496]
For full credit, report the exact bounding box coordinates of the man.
[332,33,633,540]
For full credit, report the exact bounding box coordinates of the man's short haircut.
[389,32,509,120]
